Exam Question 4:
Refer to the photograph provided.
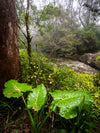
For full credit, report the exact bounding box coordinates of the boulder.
[91,52,100,69]
[79,53,94,65]
[79,52,100,70]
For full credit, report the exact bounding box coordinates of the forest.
[0,0,100,132]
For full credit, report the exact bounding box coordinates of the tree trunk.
[25,0,32,63]
[0,0,20,94]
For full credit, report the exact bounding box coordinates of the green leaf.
[84,121,99,129]
[96,56,100,60]
[50,96,84,119]
[50,90,93,119]
[27,84,47,111]
[3,80,33,98]
[52,129,68,133]
[14,130,20,133]
[50,90,93,106]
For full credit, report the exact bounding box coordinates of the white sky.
[24,0,78,10]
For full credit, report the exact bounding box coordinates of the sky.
[24,0,78,10]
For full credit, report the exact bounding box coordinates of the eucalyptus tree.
[0,0,20,94]
[84,0,100,21]
[77,0,100,27]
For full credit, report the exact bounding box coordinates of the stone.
[79,52,100,70]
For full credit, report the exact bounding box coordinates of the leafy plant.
[50,90,93,119]
[3,80,49,133]
[3,80,33,98]
[19,51,100,118]
[3,79,97,132]
[50,90,95,132]
[27,84,47,111]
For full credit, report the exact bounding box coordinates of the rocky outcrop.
[79,52,100,70]
[59,59,99,74]
[91,52,100,69]
[79,53,94,65]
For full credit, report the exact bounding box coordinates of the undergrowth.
[0,49,100,133]
[19,49,100,111]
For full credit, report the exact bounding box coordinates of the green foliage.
[50,66,77,90]
[93,74,100,111]
[49,66,95,92]
[3,80,47,113]
[50,90,93,119]
[34,4,81,58]
[49,90,98,133]
[14,130,20,133]
[42,28,81,57]
[27,84,47,111]
[75,73,100,112]
[52,66,100,116]
[78,23,100,54]
[19,51,100,132]
[19,49,54,87]
[3,80,33,98]
[3,79,96,132]
[19,50,100,112]
[96,56,100,60]
[75,73,95,91]
[3,80,49,133]
[39,4,59,21]
[35,4,60,35]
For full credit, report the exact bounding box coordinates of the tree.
[77,0,100,27]
[25,0,32,61]
[36,4,81,58]
[77,23,100,54]
[0,0,20,94]
[78,0,94,27]
[84,0,100,21]
[16,0,34,63]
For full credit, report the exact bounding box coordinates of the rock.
[91,52,100,69]
[79,53,94,65]
[59,59,100,74]
[79,52,100,70]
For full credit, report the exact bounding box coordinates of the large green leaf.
[3,80,33,98]
[27,84,47,111]
[50,90,93,106]
[50,90,93,119]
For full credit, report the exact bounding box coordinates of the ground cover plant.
[3,79,95,133]
[19,49,54,87]
[0,51,100,132]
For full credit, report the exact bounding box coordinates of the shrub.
[75,73,95,91]
[50,66,77,91]
[19,49,54,87]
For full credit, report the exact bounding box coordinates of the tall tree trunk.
[25,0,32,63]
[0,0,20,94]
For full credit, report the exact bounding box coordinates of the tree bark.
[0,0,20,94]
